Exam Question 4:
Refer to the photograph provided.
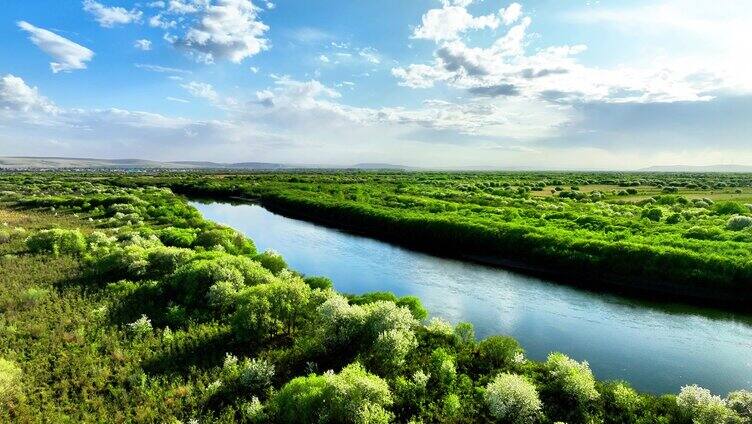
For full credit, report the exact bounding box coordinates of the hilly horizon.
[3,156,752,172]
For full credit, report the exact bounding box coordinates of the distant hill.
[0,157,287,170]
[350,163,413,170]
[0,157,414,171]
[640,165,752,173]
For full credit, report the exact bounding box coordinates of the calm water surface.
[192,200,752,394]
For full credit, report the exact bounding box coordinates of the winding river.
[191,200,752,394]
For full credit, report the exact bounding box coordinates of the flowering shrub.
[726,390,752,421]
[677,385,738,424]
[128,314,152,337]
[485,373,542,424]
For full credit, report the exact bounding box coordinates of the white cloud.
[171,0,270,64]
[394,3,747,105]
[265,1,274,10]
[149,13,177,29]
[166,96,190,103]
[134,39,153,51]
[148,1,166,7]
[17,21,94,73]
[135,63,192,74]
[181,81,219,102]
[358,47,380,64]
[412,0,500,42]
[319,54,330,63]
[249,66,259,73]
[500,3,522,25]
[0,74,58,114]
[82,0,143,27]
[167,0,200,14]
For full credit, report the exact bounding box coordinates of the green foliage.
[0,358,22,406]
[477,335,524,373]
[232,272,312,342]
[272,363,393,424]
[642,207,663,222]
[2,173,750,423]
[222,354,275,396]
[542,352,599,422]
[304,275,334,290]
[600,381,642,424]
[158,226,197,247]
[194,227,256,255]
[714,201,748,215]
[677,385,740,424]
[26,228,86,256]
[485,373,542,424]
[254,249,288,274]
[170,254,276,306]
[726,390,752,421]
[726,215,752,231]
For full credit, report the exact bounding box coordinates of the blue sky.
[0,0,750,168]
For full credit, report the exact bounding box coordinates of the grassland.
[1,172,751,423]
[116,171,752,307]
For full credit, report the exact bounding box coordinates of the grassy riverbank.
[1,173,750,423]
[121,171,752,307]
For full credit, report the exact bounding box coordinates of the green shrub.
[170,255,276,306]
[726,390,752,421]
[601,381,641,424]
[91,245,150,280]
[304,276,334,290]
[146,246,195,277]
[232,274,312,342]
[254,249,288,274]
[222,354,275,395]
[714,201,748,215]
[26,229,87,256]
[396,296,428,321]
[666,213,682,224]
[543,353,599,422]
[127,314,153,337]
[0,358,22,406]
[478,335,524,373]
[158,227,197,248]
[193,227,256,255]
[272,363,393,424]
[677,385,738,424]
[485,373,542,424]
[726,215,752,231]
[20,287,48,307]
[641,208,663,222]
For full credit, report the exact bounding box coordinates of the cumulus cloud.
[17,21,94,73]
[0,74,58,114]
[393,2,743,105]
[500,3,522,25]
[149,13,177,29]
[170,0,270,64]
[412,0,500,42]
[82,0,143,27]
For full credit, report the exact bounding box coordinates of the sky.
[0,0,750,169]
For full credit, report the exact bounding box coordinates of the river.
[191,200,752,394]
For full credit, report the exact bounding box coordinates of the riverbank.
[187,191,751,310]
